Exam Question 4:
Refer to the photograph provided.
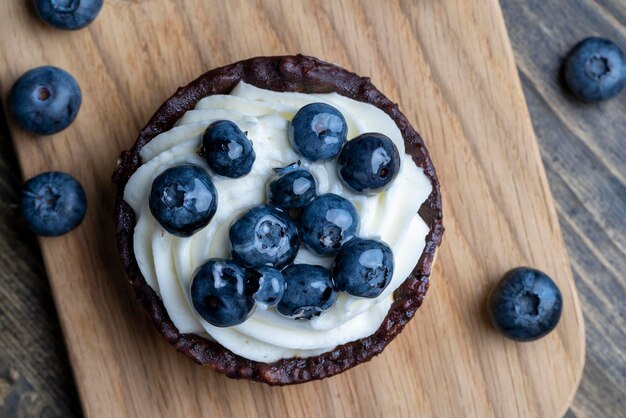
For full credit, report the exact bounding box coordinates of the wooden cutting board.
[0,0,585,417]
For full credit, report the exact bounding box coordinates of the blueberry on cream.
[245,266,285,309]
[277,264,337,320]
[333,238,394,298]
[149,164,217,237]
[199,120,256,178]
[191,259,255,327]
[229,204,300,269]
[266,162,317,209]
[289,102,347,162]
[337,133,400,194]
[299,193,359,256]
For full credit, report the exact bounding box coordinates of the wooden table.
[0,0,623,417]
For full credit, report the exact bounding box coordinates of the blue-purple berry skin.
[289,103,348,162]
[229,205,300,269]
[21,171,87,236]
[10,66,81,135]
[332,238,394,298]
[299,193,359,256]
[337,133,400,194]
[266,162,317,210]
[564,37,626,102]
[277,264,337,320]
[191,259,255,327]
[246,266,285,309]
[199,120,256,178]
[487,267,563,342]
[34,0,104,30]
[149,164,218,237]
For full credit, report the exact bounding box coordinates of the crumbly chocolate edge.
[112,55,444,385]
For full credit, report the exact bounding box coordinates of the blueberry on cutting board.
[21,171,87,236]
[34,0,104,30]
[9,66,81,135]
[487,267,563,341]
[564,37,626,102]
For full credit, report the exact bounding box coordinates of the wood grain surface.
[0,0,599,417]
[501,3,626,417]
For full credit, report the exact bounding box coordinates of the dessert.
[113,55,443,384]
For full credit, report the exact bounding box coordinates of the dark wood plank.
[500,1,626,417]
[0,0,624,417]
[0,110,81,418]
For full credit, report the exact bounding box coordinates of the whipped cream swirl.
[124,82,432,362]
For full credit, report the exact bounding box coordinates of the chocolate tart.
[113,55,443,385]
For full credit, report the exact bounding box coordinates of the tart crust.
[113,55,443,385]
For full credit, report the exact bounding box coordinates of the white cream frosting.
[124,82,432,362]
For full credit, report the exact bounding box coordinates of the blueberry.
[149,164,217,237]
[276,264,337,320]
[245,267,285,309]
[190,259,255,327]
[487,267,563,341]
[229,205,300,269]
[564,37,626,102]
[332,238,394,298]
[34,0,103,30]
[289,103,348,162]
[199,120,256,178]
[299,193,358,256]
[9,66,81,135]
[337,133,400,194]
[20,171,86,236]
[266,162,317,209]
